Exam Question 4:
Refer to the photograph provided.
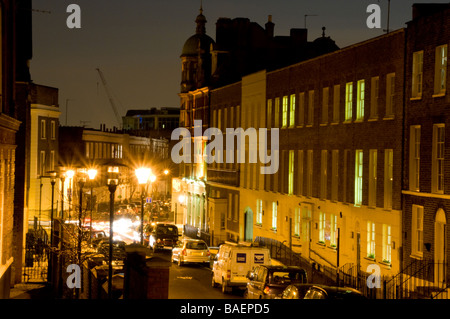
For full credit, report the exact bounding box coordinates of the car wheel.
[221,278,228,294]
[211,274,218,288]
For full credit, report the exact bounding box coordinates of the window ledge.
[354,118,364,123]
[305,124,313,128]
[330,122,339,125]
[343,120,353,124]
[368,117,378,122]
[410,97,422,101]
[364,256,376,262]
[296,125,304,128]
[432,92,446,98]
[320,123,328,126]
[379,260,392,268]
[409,254,423,260]
[383,116,395,120]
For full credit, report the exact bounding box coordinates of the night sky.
[30,0,448,129]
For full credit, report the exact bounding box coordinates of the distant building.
[122,107,180,139]
[175,6,340,244]
[26,84,60,242]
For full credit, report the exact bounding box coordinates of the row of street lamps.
[45,165,163,299]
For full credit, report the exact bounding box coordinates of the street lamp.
[135,167,152,245]
[66,169,75,221]
[107,166,119,299]
[164,169,169,200]
[47,170,57,285]
[87,168,98,239]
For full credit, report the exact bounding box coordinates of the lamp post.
[66,169,75,221]
[47,171,57,285]
[107,166,119,299]
[76,172,86,299]
[135,167,152,245]
[164,169,169,200]
[87,168,98,240]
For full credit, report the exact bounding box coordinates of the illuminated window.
[345,82,353,121]
[412,205,423,257]
[289,94,296,127]
[288,150,295,195]
[367,221,376,258]
[435,45,447,95]
[319,212,325,243]
[355,150,363,206]
[356,80,365,120]
[272,202,277,230]
[294,207,301,237]
[282,96,288,128]
[256,199,263,225]
[330,214,337,247]
[382,224,392,263]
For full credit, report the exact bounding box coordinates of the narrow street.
[154,250,244,299]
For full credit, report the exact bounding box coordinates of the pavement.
[9,282,54,299]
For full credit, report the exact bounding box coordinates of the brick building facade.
[402,4,450,287]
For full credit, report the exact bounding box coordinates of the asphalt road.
[153,250,244,299]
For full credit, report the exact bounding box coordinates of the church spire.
[195,1,207,35]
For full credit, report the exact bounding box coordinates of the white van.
[211,242,271,293]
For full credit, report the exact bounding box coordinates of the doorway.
[244,207,253,242]
[434,208,447,287]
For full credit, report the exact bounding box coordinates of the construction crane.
[96,68,123,127]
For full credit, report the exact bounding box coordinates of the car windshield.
[270,271,306,285]
[156,225,177,235]
[186,241,207,250]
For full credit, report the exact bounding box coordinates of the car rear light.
[227,270,231,280]
[157,238,161,243]
[263,286,270,295]
[182,249,187,256]
[206,250,210,256]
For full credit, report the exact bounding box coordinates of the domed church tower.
[180,5,215,93]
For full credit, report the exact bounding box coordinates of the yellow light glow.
[135,167,152,184]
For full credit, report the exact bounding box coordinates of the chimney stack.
[265,15,274,38]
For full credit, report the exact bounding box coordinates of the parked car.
[303,285,366,299]
[245,265,308,299]
[171,238,210,267]
[97,239,127,260]
[211,243,271,294]
[148,222,179,251]
[279,283,316,299]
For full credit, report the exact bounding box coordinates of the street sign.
[146,197,152,203]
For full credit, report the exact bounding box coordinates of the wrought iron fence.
[23,226,49,283]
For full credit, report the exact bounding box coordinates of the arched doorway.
[244,207,253,242]
[434,208,447,287]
